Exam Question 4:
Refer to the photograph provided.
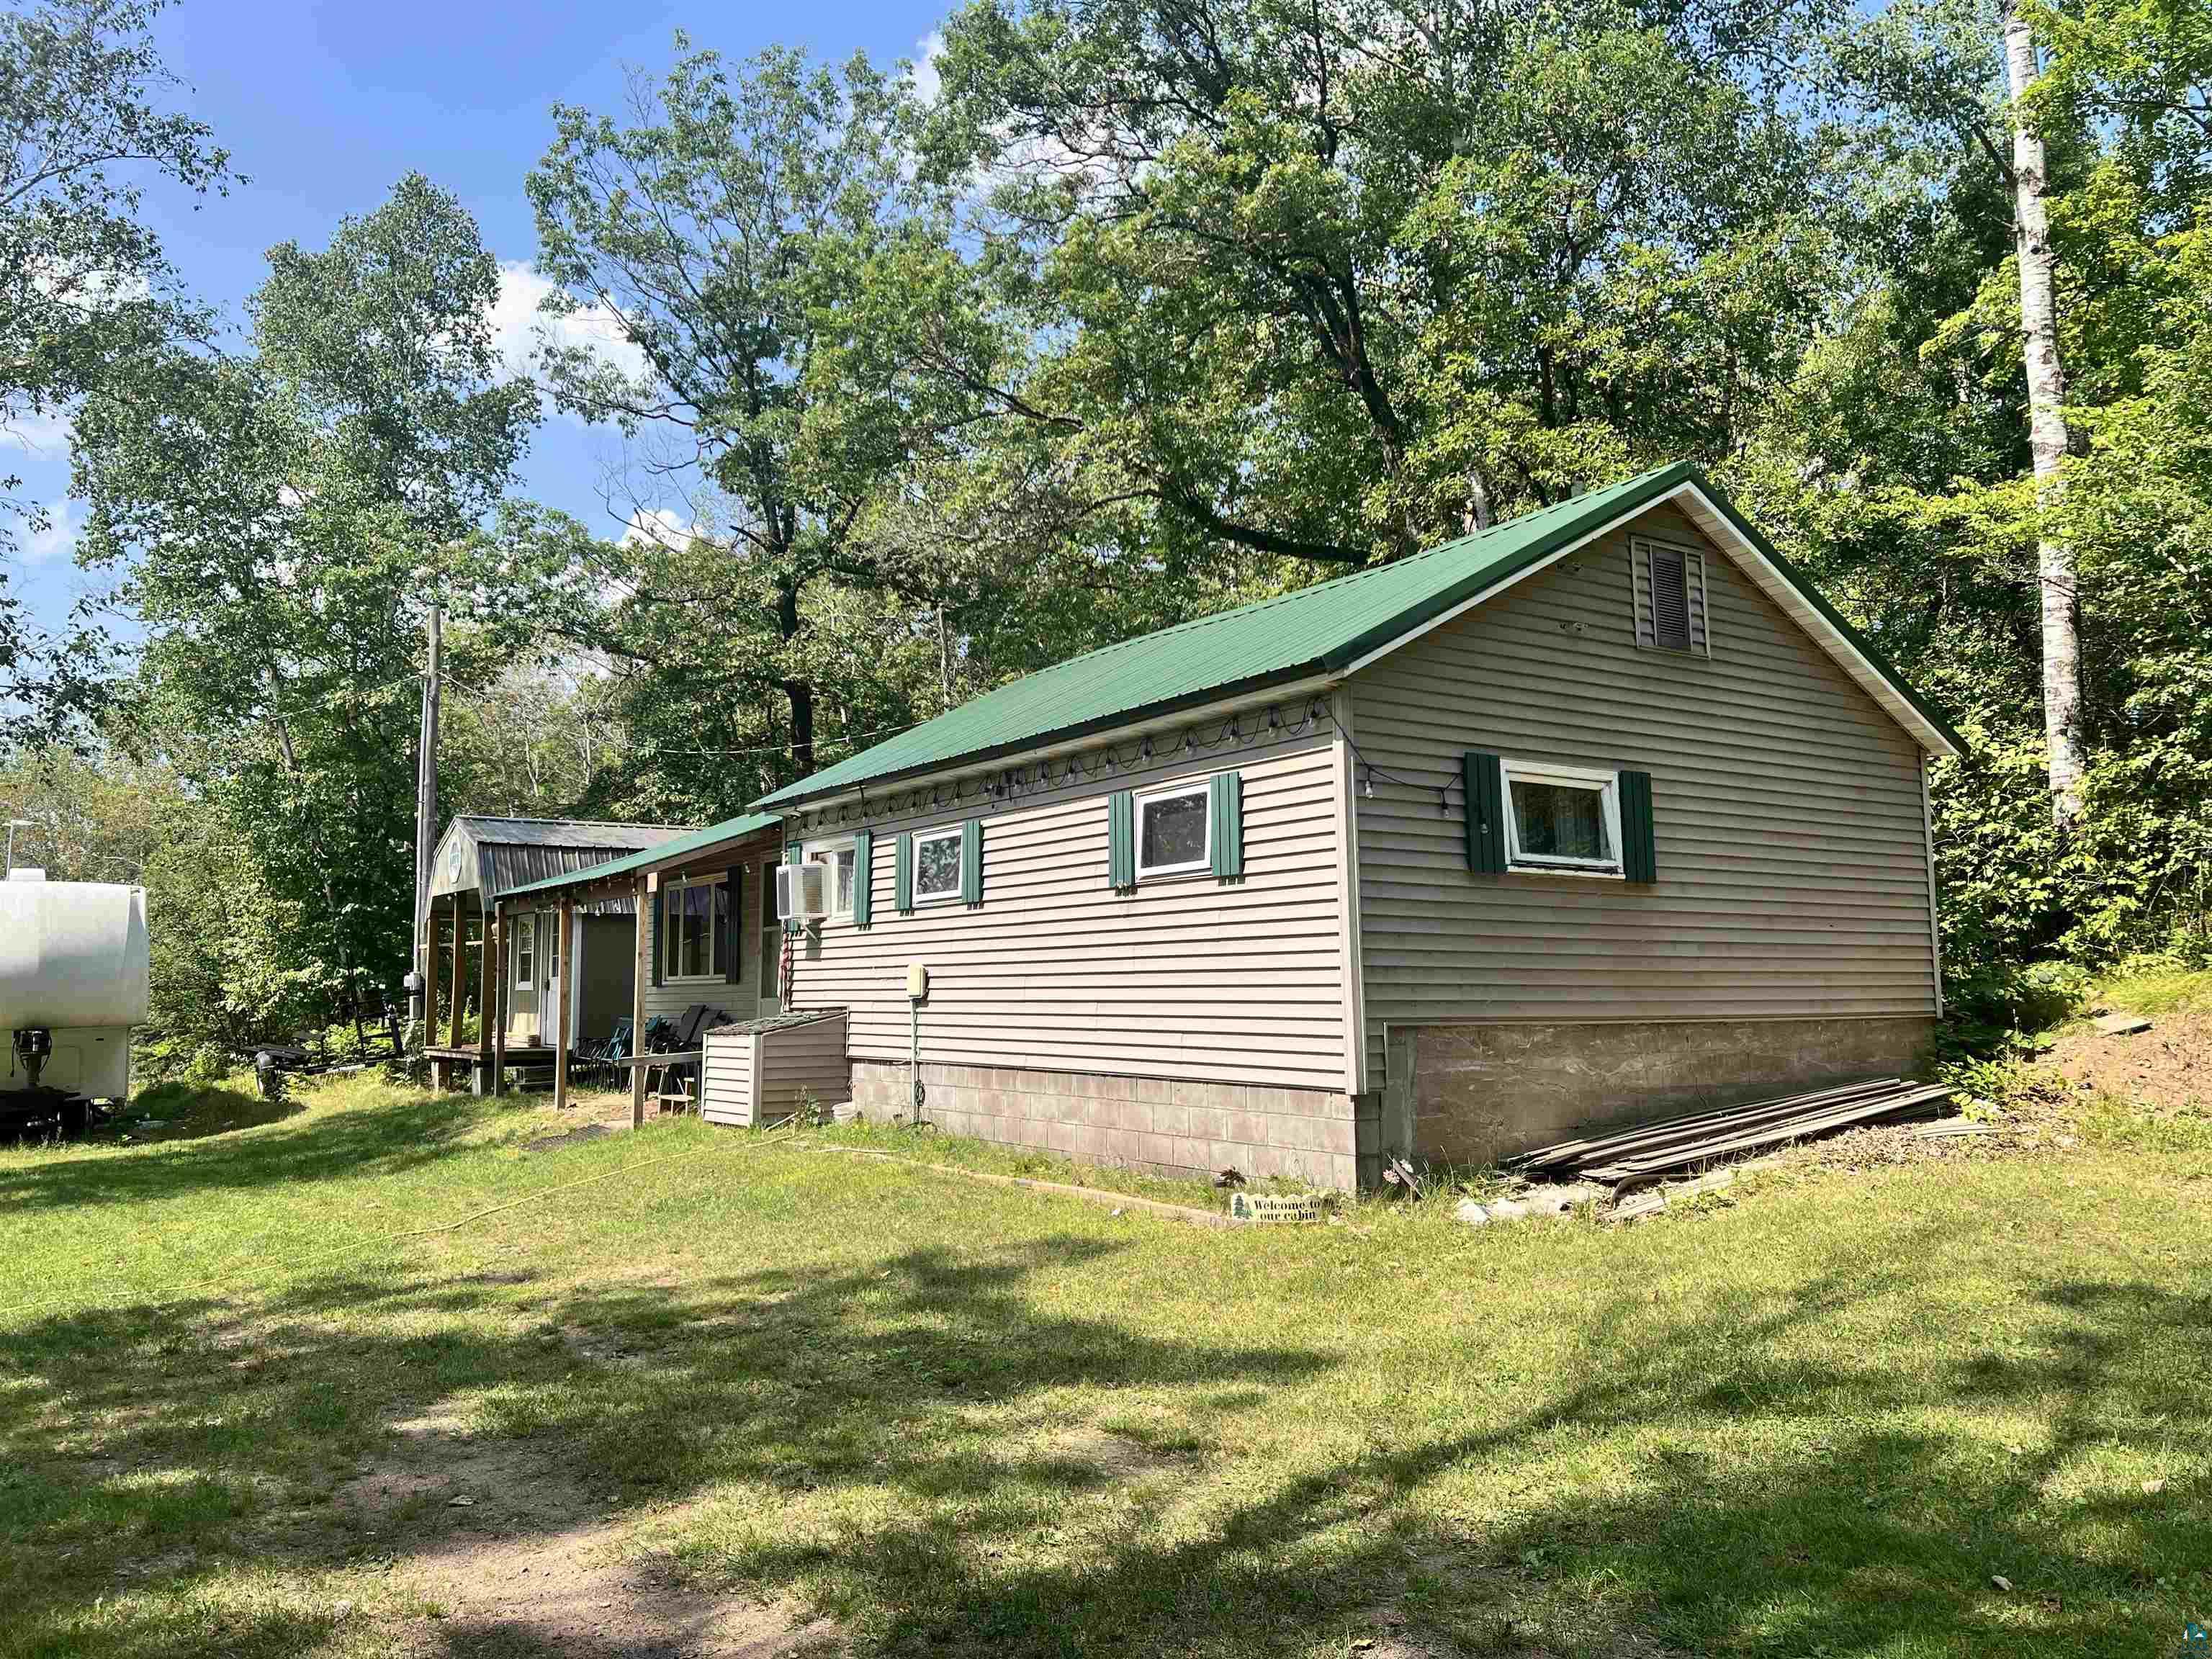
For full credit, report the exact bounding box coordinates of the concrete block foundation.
[1385,1015,1939,1166]
[847,1059,1360,1190]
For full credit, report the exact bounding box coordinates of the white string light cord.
[792,694,1461,835]
[0,1117,812,1326]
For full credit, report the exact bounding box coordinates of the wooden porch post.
[554,892,575,1110]
[473,894,493,1093]
[422,899,444,1089]
[631,873,650,1128]
[445,901,464,1051]
[491,896,508,1098]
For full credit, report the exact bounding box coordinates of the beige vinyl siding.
[1351,499,1938,1081]
[786,730,1346,1091]
[699,1028,755,1125]
[758,1011,849,1115]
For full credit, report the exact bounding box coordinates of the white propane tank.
[0,881,150,1030]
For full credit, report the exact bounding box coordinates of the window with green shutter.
[1473,755,1647,882]
[1116,772,1243,886]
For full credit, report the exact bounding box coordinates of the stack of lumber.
[1515,1076,1953,1185]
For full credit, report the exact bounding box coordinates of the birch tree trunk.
[2005,3,2085,827]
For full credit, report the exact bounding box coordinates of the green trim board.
[755,462,1963,814]
[498,811,783,902]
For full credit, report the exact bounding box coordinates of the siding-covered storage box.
[701,1008,849,1126]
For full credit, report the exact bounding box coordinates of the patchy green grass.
[2,1074,2208,1658]
[2087,958,2212,1019]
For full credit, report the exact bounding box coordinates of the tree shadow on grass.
[0,1233,1335,1658]
[0,1083,511,1215]
[5,1211,2208,1658]
[678,1264,2204,1659]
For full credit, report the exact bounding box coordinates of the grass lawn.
[1,1065,2208,1658]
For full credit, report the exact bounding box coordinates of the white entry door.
[541,909,564,1043]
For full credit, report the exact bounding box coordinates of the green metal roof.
[755,461,1962,811]
[496,811,782,902]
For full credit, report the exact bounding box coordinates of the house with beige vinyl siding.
[519,462,1961,1188]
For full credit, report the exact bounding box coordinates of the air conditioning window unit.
[775,860,830,922]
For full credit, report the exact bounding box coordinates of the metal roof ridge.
[1012,476,1636,668]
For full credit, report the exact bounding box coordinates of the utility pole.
[411,604,443,1028]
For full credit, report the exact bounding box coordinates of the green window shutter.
[894,832,914,914]
[1210,770,1244,880]
[1107,790,1134,891]
[783,843,803,936]
[853,831,873,929]
[724,865,742,982]
[1463,752,1506,874]
[650,886,665,986]
[961,819,983,905]
[1619,770,1658,884]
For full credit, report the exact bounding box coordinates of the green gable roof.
[497,811,782,902]
[756,462,1961,811]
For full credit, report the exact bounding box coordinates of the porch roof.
[497,811,783,904]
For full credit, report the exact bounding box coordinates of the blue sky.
[3,0,945,639]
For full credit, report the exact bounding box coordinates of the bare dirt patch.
[341,1402,840,1657]
[2045,1007,2212,1115]
[1033,1424,1183,1480]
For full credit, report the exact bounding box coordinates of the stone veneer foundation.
[847,1059,1363,1190]
[1385,1015,1940,1166]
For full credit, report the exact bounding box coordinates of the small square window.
[913,827,963,902]
[1502,760,1622,877]
[1136,783,1210,878]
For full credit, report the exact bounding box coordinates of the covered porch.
[419,815,693,1094]
[490,811,788,1125]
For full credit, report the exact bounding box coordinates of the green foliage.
[926,0,1846,565]
[75,176,536,1045]
[0,0,230,741]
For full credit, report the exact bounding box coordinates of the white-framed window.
[1502,759,1624,878]
[1136,779,1211,879]
[912,825,963,903]
[758,865,780,998]
[662,876,729,980]
[513,916,535,988]
[805,838,858,919]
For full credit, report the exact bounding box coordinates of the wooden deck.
[424,1043,557,1093]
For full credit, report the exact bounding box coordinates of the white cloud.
[22,498,85,565]
[621,507,696,552]
[911,31,946,107]
[0,405,74,458]
[487,261,651,421]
